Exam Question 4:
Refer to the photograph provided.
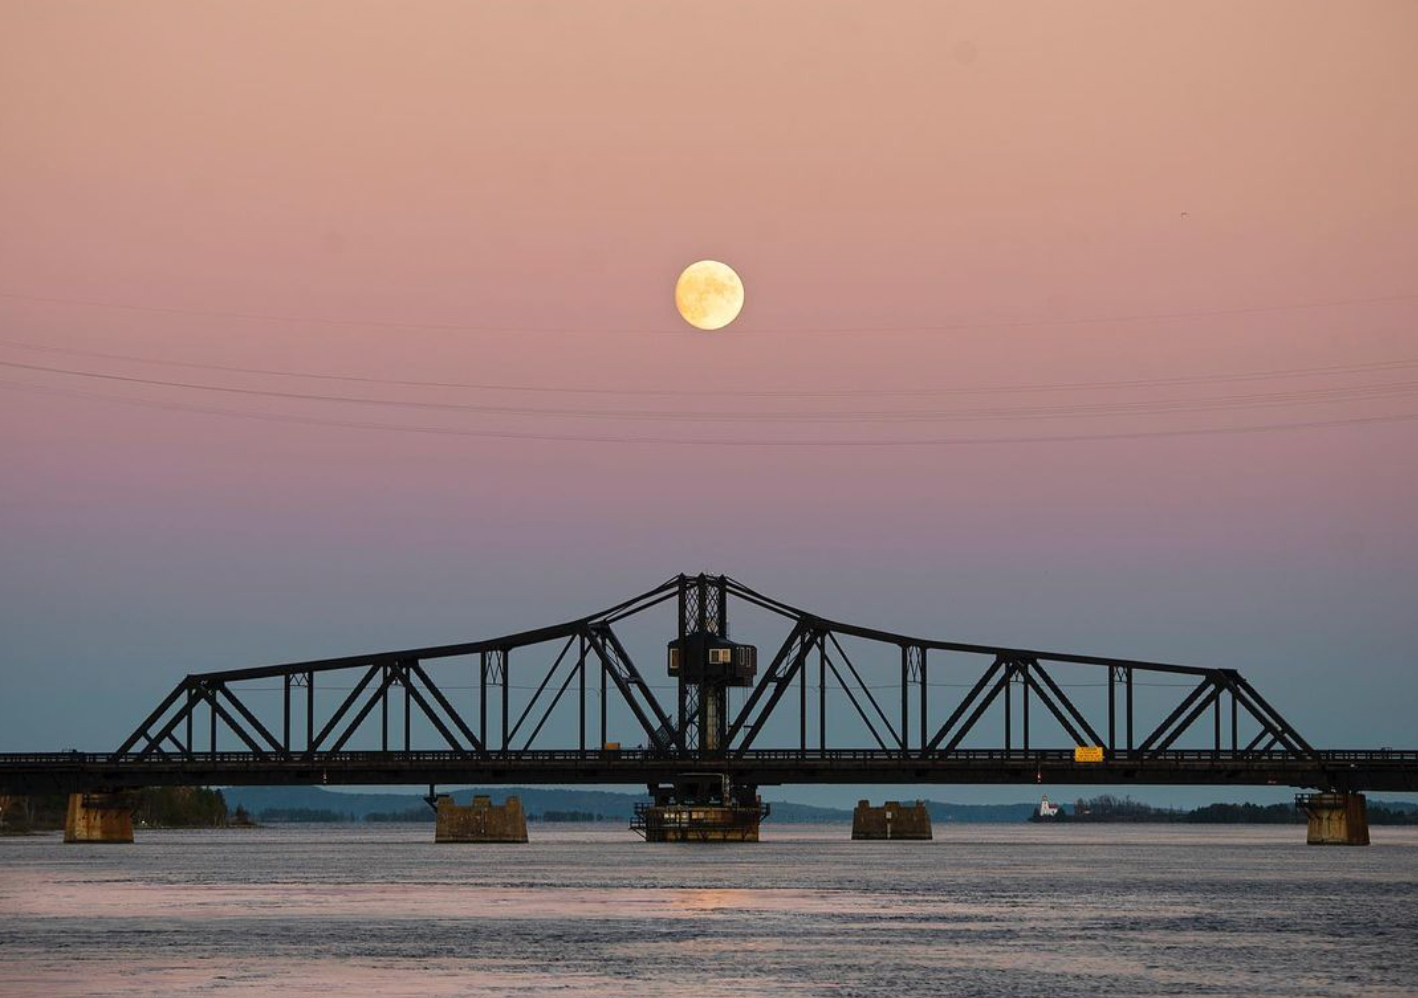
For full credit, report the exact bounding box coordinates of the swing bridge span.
[2,574,1415,797]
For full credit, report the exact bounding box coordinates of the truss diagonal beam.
[585,625,681,753]
[408,661,487,755]
[1018,666,1089,747]
[1136,678,1213,754]
[132,685,205,761]
[400,663,474,756]
[1150,683,1223,755]
[1029,662,1105,747]
[217,685,287,756]
[822,647,891,751]
[1229,674,1319,760]
[196,685,269,757]
[520,650,583,753]
[941,662,1014,753]
[326,667,400,753]
[115,682,188,758]
[730,628,820,757]
[826,633,900,750]
[723,621,811,749]
[507,637,575,747]
[926,657,1006,752]
[308,663,383,752]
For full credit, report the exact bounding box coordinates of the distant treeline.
[1039,795,1418,825]
[364,807,430,823]
[532,810,611,822]
[364,807,614,823]
[258,807,358,823]
[1,787,229,833]
[260,806,614,823]
[136,787,229,827]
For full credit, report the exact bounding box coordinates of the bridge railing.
[3,748,1415,766]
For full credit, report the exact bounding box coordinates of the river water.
[1,822,1414,997]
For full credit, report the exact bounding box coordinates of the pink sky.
[1,1,1415,758]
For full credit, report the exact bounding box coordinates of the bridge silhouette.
[2,573,1414,798]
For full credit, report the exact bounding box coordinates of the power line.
[3,358,1415,423]
[1,287,1413,337]
[4,335,1417,399]
[5,378,1416,447]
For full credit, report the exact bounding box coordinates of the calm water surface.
[1,822,1414,997]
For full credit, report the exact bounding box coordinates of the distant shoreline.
[7,786,1416,832]
[1030,795,1418,825]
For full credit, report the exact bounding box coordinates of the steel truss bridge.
[2,574,1414,796]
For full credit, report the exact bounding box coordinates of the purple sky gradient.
[1,2,1415,802]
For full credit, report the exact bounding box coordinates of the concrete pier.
[433,794,528,843]
[1297,792,1370,846]
[634,802,767,842]
[633,775,769,842]
[852,799,933,840]
[63,792,134,844]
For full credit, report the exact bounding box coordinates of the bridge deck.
[3,749,1415,795]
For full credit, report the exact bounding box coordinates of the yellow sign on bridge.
[1074,745,1105,763]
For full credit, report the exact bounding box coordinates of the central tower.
[667,574,757,753]
[634,574,768,841]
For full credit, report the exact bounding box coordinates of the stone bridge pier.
[432,794,528,843]
[64,792,135,844]
[1297,792,1370,846]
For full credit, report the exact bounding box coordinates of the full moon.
[675,260,744,330]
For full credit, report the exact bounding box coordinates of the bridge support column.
[852,799,933,840]
[64,792,134,844]
[1297,792,1369,846]
[432,794,527,843]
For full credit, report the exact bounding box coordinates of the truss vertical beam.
[900,645,909,753]
[918,648,927,753]
[1022,661,1030,752]
[1108,666,1116,752]
[381,664,390,751]
[1005,665,1013,751]
[1126,667,1134,755]
[800,645,808,752]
